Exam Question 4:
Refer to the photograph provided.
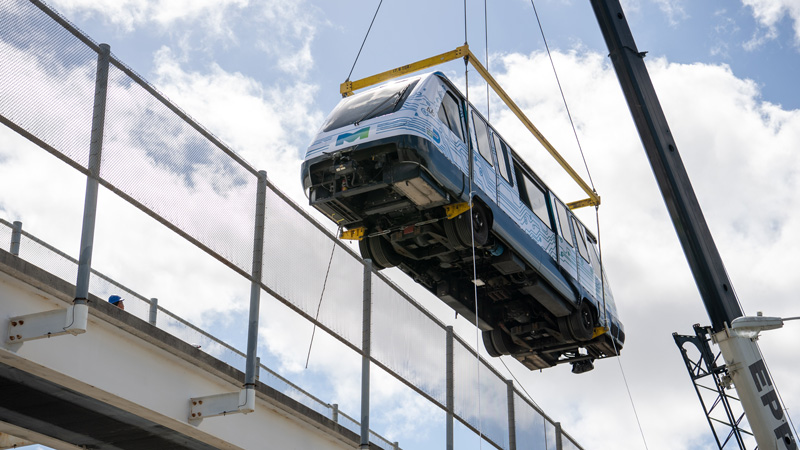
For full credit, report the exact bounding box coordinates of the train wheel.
[567,302,595,342]
[363,235,401,269]
[358,238,383,270]
[443,218,467,251]
[454,202,489,247]
[482,329,519,357]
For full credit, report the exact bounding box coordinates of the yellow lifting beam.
[341,46,469,97]
[340,45,600,209]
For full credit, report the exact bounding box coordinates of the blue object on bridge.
[108,295,123,305]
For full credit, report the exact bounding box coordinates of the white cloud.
[469,48,800,449]
[48,0,248,34]
[254,0,318,76]
[149,46,323,200]
[742,0,800,50]
[653,0,688,26]
[4,3,800,448]
[47,0,318,77]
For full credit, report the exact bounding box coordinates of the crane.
[590,0,797,448]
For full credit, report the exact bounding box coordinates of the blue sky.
[2,0,800,449]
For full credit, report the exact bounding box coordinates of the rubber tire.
[365,235,401,269]
[568,302,595,342]
[358,238,384,270]
[454,202,489,247]
[482,329,520,357]
[443,218,467,251]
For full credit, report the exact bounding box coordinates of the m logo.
[336,127,370,146]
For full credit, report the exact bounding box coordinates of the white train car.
[301,72,623,372]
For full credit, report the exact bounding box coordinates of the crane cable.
[498,357,551,449]
[484,0,490,121]
[304,226,341,369]
[529,0,595,192]
[527,2,649,448]
[345,0,384,83]
[463,0,487,447]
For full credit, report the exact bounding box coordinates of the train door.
[491,132,515,207]
[467,109,497,202]
[552,196,578,281]
[572,217,596,296]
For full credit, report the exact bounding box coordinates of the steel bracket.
[189,388,255,421]
[6,303,88,343]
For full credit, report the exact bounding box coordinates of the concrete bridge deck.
[0,248,387,450]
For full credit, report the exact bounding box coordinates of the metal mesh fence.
[514,391,548,450]
[101,63,258,275]
[259,367,334,420]
[262,185,364,349]
[0,220,401,448]
[0,219,14,253]
[0,2,586,449]
[339,411,363,438]
[453,336,510,449]
[16,232,79,287]
[544,418,558,450]
[0,0,95,169]
[562,434,583,450]
[372,273,448,407]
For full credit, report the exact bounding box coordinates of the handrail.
[340,45,600,209]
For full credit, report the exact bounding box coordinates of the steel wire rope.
[530,0,596,192]
[484,0,490,121]
[498,356,560,449]
[525,5,649,449]
[345,0,384,83]
[611,338,650,450]
[304,227,340,369]
[463,0,485,447]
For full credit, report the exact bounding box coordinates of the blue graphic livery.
[301,72,624,372]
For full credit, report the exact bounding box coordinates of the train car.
[301,72,624,373]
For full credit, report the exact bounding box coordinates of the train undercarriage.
[304,144,621,372]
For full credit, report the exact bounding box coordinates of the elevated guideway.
[0,248,386,450]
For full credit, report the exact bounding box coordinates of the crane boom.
[589,1,796,448]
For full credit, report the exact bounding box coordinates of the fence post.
[507,380,516,450]
[332,403,339,424]
[446,325,454,450]
[555,422,563,450]
[148,298,158,325]
[245,170,267,390]
[360,258,373,450]
[75,43,110,304]
[10,221,22,256]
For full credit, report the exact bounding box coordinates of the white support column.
[359,259,373,450]
[713,316,797,450]
[188,170,266,421]
[5,44,111,343]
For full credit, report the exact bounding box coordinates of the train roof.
[342,71,599,241]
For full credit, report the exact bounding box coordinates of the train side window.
[492,133,513,183]
[554,200,574,246]
[573,218,590,262]
[588,236,602,275]
[513,162,551,229]
[471,112,494,166]
[439,92,464,142]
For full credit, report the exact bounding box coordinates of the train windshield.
[322,79,418,132]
